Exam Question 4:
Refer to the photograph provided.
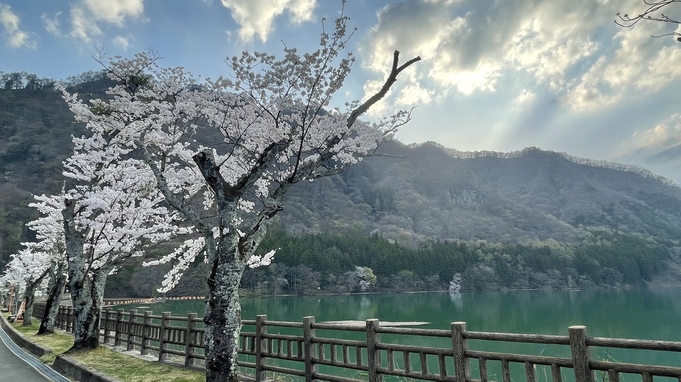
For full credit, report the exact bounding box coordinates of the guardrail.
[32,303,681,382]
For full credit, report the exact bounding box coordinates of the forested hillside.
[110,228,675,297]
[0,71,116,267]
[280,141,681,245]
[2,72,681,295]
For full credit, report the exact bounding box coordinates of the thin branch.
[615,0,681,39]
[139,143,209,234]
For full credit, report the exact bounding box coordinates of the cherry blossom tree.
[27,193,69,335]
[0,262,23,315]
[62,8,419,380]
[1,246,51,326]
[0,193,68,328]
[55,101,190,350]
[2,195,66,326]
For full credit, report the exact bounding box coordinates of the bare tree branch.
[616,0,681,40]
[347,51,421,128]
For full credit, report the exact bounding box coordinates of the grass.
[68,347,204,382]
[10,319,73,363]
[4,314,204,382]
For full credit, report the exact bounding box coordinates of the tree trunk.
[21,285,35,326]
[68,267,108,351]
[204,240,246,382]
[22,268,49,327]
[63,199,109,351]
[38,263,67,335]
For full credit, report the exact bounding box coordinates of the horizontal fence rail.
[32,303,681,382]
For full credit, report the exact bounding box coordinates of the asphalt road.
[0,324,71,381]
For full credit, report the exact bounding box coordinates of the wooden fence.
[32,303,681,382]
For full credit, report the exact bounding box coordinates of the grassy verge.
[67,347,204,382]
[6,314,203,382]
[10,319,73,363]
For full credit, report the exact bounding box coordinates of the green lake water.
[119,288,681,381]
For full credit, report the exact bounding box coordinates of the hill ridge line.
[411,141,677,188]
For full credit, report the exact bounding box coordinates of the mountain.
[2,73,681,271]
[279,141,681,246]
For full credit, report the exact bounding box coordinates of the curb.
[0,314,121,382]
[53,355,125,382]
[0,316,53,357]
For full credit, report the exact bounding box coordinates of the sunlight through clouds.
[566,22,681,112]
[359,0,676,113]
[4,0,681,182]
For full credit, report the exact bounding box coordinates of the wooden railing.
[33,304,206,367]
[32,303,681,382]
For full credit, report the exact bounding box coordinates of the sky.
[2,0,681,183]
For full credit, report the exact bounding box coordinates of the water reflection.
[448,291,462,309]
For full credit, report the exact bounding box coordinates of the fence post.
[127,309,137,351]
[452,322,470,382]
[255,314,267,381]
[304,316,317,382]
[185,313,197,367]
[102,308,111,343]
[58,306,64,331]
[34,303,43,319]
[114,308,124,346]
[140,311,152,356]
[366,319,382,382]
[159,312,170,361]
[57,306,64,330]
[569,326,593,382]
[62,306,68,331]
[67,306,74,333]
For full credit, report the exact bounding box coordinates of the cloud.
[512,89,537,109]
[0,3,35,48]
[69,6,102,43]
[396,82,432,107]
[359,0,680,113]
[219,0,316,42]
[41,12,62,36]
[68,0,144,43]
[619,113,681,165]
[566,22,681,112]
[113,35,130,50]
[80,0,144,25]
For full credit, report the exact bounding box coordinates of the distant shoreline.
[99,284,681,308]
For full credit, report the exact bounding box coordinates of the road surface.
[0,323,71,381]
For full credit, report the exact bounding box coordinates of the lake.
[119,287,681,380]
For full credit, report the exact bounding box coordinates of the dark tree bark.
[66,266,109,351]
[21,268,49,327]
[37,262,67,335]
[63,198,109,351]
[204,237,247,382]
